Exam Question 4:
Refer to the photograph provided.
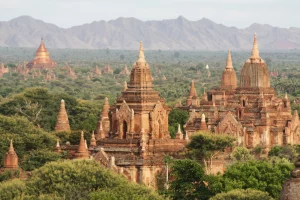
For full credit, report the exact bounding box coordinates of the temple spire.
[176,124,183,139]
[55,139,61,153]
[101,97,110,118]
[9,139,14,152]
[226,49,233,69]
[90,131,96,147]
[74,131,90,159]
[285,92,288,99]
[250,33,260,59]
[137,41,146,63]
[189,80,197,97]
[55,99,71,132]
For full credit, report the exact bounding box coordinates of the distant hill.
[1,15,300,50]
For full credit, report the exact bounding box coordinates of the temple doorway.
[123,121,127,139]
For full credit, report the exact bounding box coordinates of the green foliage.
[188,132,235,159]
[268,145,298,161]
[221,158,294,198]
[209,189,273,200]
[23,194,65,200]
[0,88,101,132]
[168,108,189,138]
[20,150,63,171]
[169,159,213,200]
[89,182,163,200]
[230,147,253,162]
[0,169,20,182]
[0,179,26,200]
[26,159,161,200]
[0,114,56,167]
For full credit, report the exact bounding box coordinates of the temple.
[27,38,57,69]
[182,34,300,150]
[4,140,18,169]
[55,99,71,132]
[91,42,185,186]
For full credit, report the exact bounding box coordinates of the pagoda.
[55,99,71,132]
[27,38,57,69]
[182,34,299,150]
[93,42,185,186]
[4,140,18,169]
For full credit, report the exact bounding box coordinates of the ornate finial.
[9,139,14,152]
[137,41,146,63]
[177,124,182,134]
[285,92,288,99]
[123,81,128,91]
[250,33,260,59]
[176,124,183,140]
[226,49,233,69]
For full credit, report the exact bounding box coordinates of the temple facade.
[27,39,57,69]
[92,42,185,186]
[182,34,300,151]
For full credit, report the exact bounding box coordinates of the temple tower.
[4,140,18,169]
[55,99,71,132]
[221,49,237,89]
[186,80,200,106]
[95,97,110,136]
[74,132,90,159]
[109,41,170,139]
[240,34,270,88]
[27,38,57,69]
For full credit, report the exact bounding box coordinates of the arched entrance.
[123,121,127,139]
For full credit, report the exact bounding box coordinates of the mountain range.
[1,15,300,50]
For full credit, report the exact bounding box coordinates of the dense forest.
[0,47,299,199]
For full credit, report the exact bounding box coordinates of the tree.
[168,108,189,138]
[268,145,297,161]
[209,189,273,200]
[221,158,293,198]
[26,160,162,200]
[230,147,253,162]
[169,159,213,200]
[188,132,235,174]
[20,150,63,171]
[0,115,56,167]
[120,54,125,60]
[0,179,26,200]
[89,183,162,200]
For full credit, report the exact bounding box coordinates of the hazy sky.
[0,0,298,28]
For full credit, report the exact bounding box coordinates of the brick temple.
[57,42,186,186]
[181,34,300,150]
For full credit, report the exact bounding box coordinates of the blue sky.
[0,0,298,28]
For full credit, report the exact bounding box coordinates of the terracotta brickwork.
[4,140,18,169]
[55,99,71,132]
[182,34,300,152]
[92,42,185,186]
